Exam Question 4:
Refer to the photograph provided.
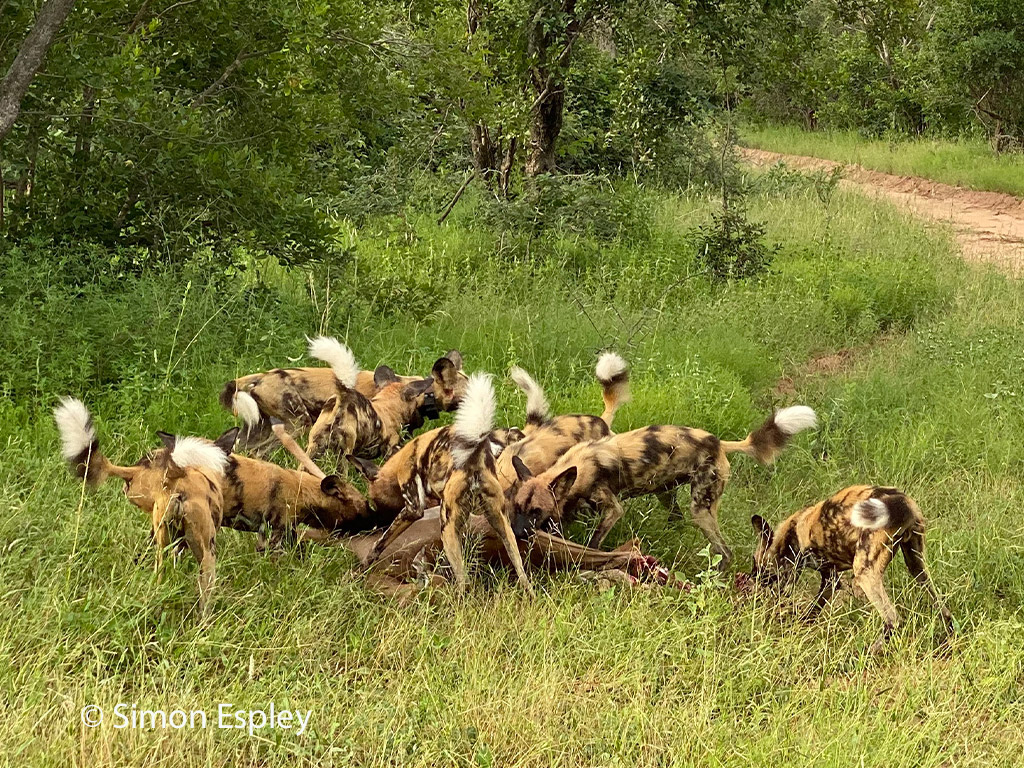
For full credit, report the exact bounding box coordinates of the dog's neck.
[370,383,420,436]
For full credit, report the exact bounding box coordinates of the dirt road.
[740,147,1024,275]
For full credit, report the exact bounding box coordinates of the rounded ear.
[404,378,435,399]
[444,349,464,371]
[348,455,379,481]
[431,357,458,388]
[549,465,578,498]
[320,474,348,497]
[156,431,176,450]
[374,365,401,389]
[512,455,533,482]
[751,515,774,544]
[214,427,240,456]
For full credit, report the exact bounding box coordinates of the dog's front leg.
[587,494,625,549]
[803,566,840,622]
[657,491,682,520]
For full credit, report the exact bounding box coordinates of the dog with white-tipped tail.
[53,398,235,617]
[496,353,631,492]
[440,373,534,594]
[509,405,819,565]
[219,340,468,451]
[750,485,954,652]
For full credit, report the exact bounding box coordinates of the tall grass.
[743,125,1024,197]
[2,181,1023,765]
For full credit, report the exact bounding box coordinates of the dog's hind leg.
[853,546,897,653]
[480,481,534,596]
[439,506,468,593]
[901,530,955,639]
[688,466,732,569]
[439,476,472,593]
[364,477,427,566]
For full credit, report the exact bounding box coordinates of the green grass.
[743,124,1024,198]
[3,179,1024,765]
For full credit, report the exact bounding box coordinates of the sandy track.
[740,147,1024,275]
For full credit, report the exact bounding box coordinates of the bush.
[478,174,655,244]
[691,207,777,283]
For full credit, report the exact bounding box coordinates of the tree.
[525,0,595,175]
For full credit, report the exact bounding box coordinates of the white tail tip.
[307,335,359,389]
[452,373,496,467]
[232,390,262,427]
[851,498,889,530]
[170,436,229,476]
[774,405,817,435]
[595,352,628,384]
[509,366,550,421]
[53,397,96,460]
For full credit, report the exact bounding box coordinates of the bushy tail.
[851,493,915,531]
[307,336,359,389]
[510,366,550,429]
[53,397,109,486]
[231,389,262,428]
[720,405,817,464]
[451,373,495,469]
[595,352,630,428]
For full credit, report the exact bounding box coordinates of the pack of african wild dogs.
[54,337,954,651]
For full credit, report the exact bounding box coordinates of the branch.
[436,169,475,225]
[189,49,271,109]
[0,0,78,141]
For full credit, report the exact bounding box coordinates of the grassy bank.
[4,178,1024,766]
[743,125,1024,197]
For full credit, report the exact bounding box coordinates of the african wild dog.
[221,338,466,448]
[438,372,533,593]
[54,398,230,615]
[355,353,630,563]
[495,352,629,491]
[219,429,384,549]
[56,399,378,563]
[510,406,818,564]
[352,422,523,567]
[304,363,438,465]
[750,485,954,651]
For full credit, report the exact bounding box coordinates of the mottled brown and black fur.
[494,354,631,491]
[751,485,954,650]
[352,424,523,565]
[305,373,437,464]
[510,407,817,565]
[54,399,233,616]
[439,373,533,593]
[221,349,466,449]
[221,453,386,548]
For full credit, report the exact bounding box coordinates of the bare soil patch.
[741,147,1024,275]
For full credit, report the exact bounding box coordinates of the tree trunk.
[73,84,97,174]
[464,0,515,196]
[13,117,43,212]
[0,147,5,230]
[526,86,564,176]
[498,136,517,197]
[0,0,78,141]
[525,0,582,177]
